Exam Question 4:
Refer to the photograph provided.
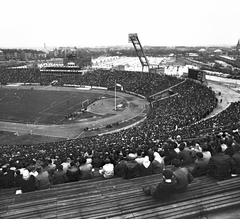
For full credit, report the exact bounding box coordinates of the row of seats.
[1,171,240,219]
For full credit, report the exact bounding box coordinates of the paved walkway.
[205,80,240,119]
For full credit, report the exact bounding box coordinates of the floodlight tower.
[128,33,150,72]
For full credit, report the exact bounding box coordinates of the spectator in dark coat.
[147,148,154,162]
[35,166,51,190]
[45,159,56,180]
[152,152,164,174]
[224,139,235,157]
[14,170,23,187]
[122,155,140,179]
[53,164,68,185]
[231,148,240,174]
[142,169,177,201]
[139,156,153,177]
[0,166,15,189]
[178,143,193,166]
[207,145,233,180]
[162,143,178,162]
[172,159,193,192]
[21,169,37,193]
[114,157,127,177]
[79,157,93,180]
[92,153,104,168]
[191,152,209,177]
[66,161,81,182]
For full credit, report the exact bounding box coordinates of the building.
[217,55,240,68]
[40,54,92,75]
[199,48,207,53]
[2,49,46,61]
[40,65,84,75]
[63,54,92,69]
[213,49,223,55]
[149,66,165,74]
[112,65,125,71]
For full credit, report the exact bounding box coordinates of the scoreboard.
[188,68,206,83]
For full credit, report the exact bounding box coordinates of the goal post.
[82,99,90,109]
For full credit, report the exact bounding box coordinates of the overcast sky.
[1,0,239,48]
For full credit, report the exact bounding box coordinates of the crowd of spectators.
[143,80,217,140]
[0,68,181,97]
[174,101,240,138]
[0,67,41,85]
[1,67,240,193]
[1,129,240,193]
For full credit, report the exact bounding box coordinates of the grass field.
[0,86,149,145]
[0,87,107,125]
[0,130,66,145]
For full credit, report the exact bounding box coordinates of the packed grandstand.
[0,66,240,191]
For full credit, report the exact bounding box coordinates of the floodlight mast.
[128,33,150,72]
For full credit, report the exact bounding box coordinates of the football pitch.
[0,86,149,145]
[0,87,105,125]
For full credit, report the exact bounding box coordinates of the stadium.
[1,36,240,218]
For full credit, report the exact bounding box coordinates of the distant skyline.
[1,0,240,49]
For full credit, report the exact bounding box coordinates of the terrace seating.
[110,190,240,219]
[1,68,240,219]
[1,173,240,219]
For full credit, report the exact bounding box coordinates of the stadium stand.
[1,68,240,218]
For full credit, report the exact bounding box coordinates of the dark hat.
[36,166,43,173]
[104,158,110,164]
[172,159,181,168]
[2,167,7,173]
[163,169,173,183]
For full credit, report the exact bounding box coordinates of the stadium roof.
[214,49,222,53]
[199,48,206,52]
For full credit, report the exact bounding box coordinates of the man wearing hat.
[142,169,177,201]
